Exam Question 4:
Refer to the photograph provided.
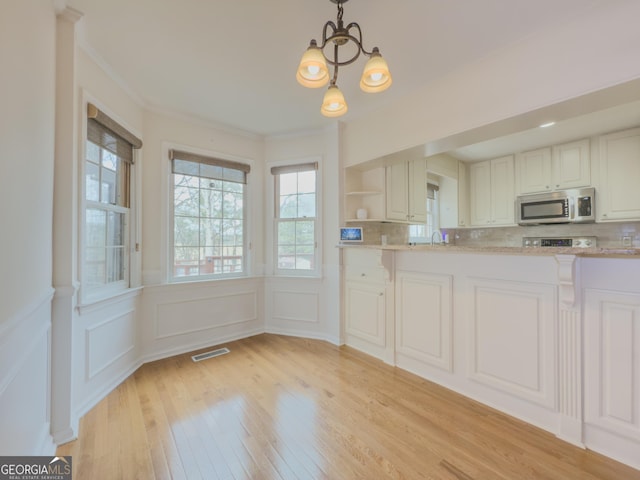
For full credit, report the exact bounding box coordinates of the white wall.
[263,127,342,344]
[138,110,267,361]
[50,24,147,443]
[343,1,640,167]
[140,110,265,284]
[0,0,56,455]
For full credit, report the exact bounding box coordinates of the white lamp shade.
[360,52,392,93]
[321,85,348,117]
[297,43,329,88]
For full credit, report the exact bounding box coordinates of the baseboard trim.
[139,327,266,365]
[265,326,340,346]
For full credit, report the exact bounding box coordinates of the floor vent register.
[191,347,230,362]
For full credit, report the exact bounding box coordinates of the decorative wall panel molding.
[468,277,556,408]
[86,309,136,379]
[585,289,640,441]
[272,290,319,323]
[155,291,258,339]
[0,290,54,455]
[395,271,453,372]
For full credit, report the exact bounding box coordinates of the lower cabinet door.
[345,281,385,348]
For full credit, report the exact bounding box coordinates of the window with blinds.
[169,149,250,280]
[84,103,142,296]
[271,162,318,274]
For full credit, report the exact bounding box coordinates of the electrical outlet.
[622,235,632,247]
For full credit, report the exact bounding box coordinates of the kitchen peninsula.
[340,243,640,470]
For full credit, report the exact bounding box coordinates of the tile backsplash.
[346,221,640,248]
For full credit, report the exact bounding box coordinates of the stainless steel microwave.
[516,187,595,225]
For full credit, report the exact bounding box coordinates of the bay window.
[170,149,250,281]
[83,103,142,298]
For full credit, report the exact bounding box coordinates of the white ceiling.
[69,0,607,137]
[448,99,640,162]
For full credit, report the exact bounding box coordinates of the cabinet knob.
[379,292,384,296]
[361,273,366,276]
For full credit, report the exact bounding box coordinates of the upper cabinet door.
[552,139,591,190]
[385,159,428,223]
[469,160,492,226]
[490,155,515,225]
[470,155,514,226]
[385,162,410,222]
[598,127,640,221]
[409,158,427,223]
[516,140,591,194]
[516,147,552,194]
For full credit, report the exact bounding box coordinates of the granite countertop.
[338,243,640,257]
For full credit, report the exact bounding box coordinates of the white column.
[51,6,83,444]
[555,254,584,447]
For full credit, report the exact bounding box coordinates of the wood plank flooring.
[56,334,640,479]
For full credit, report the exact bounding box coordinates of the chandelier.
[296,0,392,117]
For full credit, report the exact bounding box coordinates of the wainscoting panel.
[264,276,337,344]
[156,291,258,339]
[468,277,556,408]
[86,309,136,379]
[141,279,264,362]
[585,289,640,442]
[272,290,319,324]
[75,292,142,419]
[395,271,453,372]
[0,289,54,455]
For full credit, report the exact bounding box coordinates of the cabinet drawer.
[344,265,387,284]
[343,248,383,267]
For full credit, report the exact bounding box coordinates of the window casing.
[426,183,440,237]
[409,182,440,242]
[170,149,250,281]
[272,163,318,275]
[82,104,142,300]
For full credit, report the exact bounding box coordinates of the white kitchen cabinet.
[553,139,591,189]
[469,155,515,226]
[598,127,640,221]
[516,139,590,194]
[386,159,427,223]
[343,248,394,363]
[516,147,552,194]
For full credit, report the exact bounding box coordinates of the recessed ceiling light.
[539,121,556,128]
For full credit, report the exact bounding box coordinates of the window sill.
[77,286,143,315]
[270,273,323,280]
[144,275,264,293]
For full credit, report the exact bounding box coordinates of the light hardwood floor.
[57,334,640,479]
